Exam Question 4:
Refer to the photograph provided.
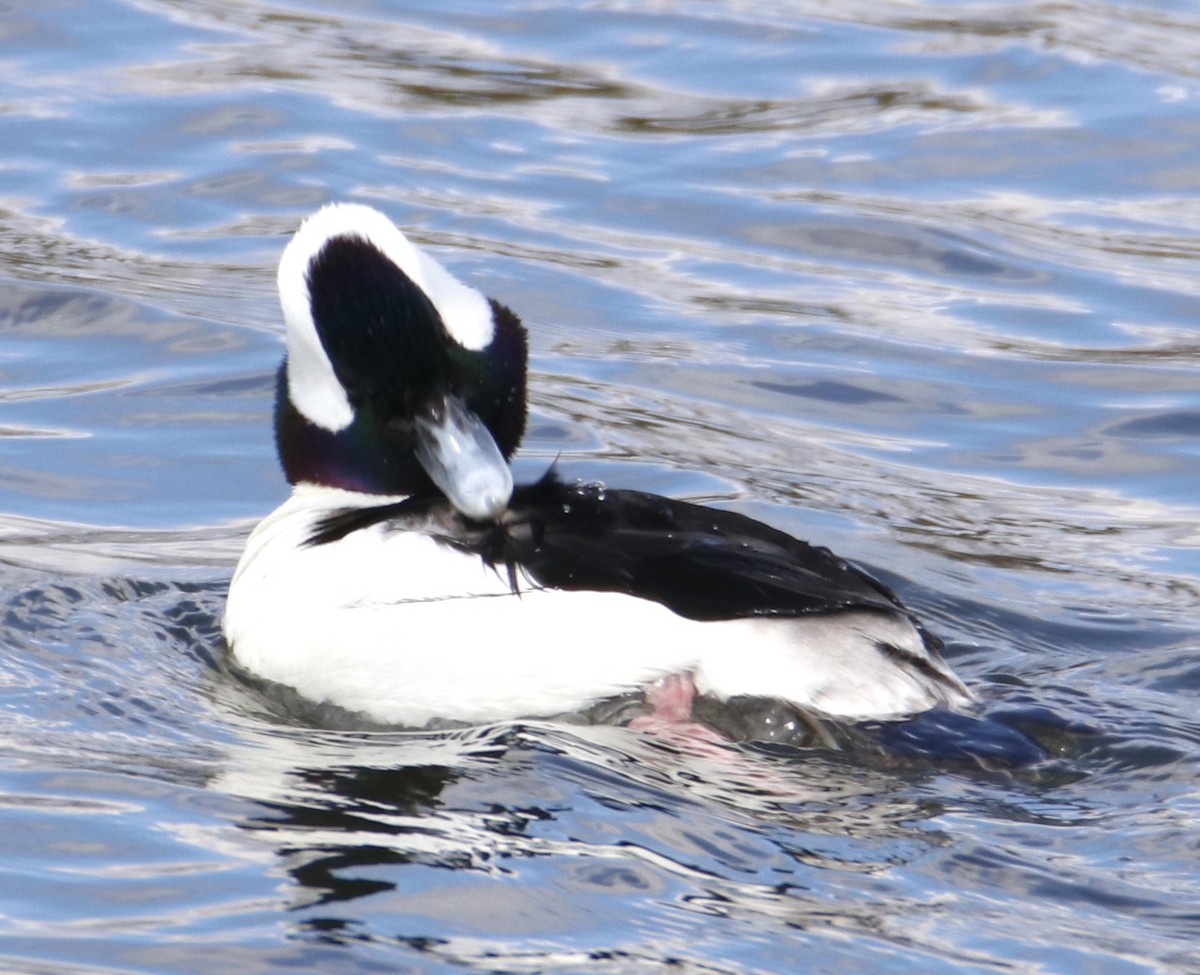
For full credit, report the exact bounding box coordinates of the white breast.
[224,485,967,726]
[224,486,700,725]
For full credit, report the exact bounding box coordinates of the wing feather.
[307,472,915,622]
[494,475,908,622]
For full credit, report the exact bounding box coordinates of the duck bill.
[413,394,513,521]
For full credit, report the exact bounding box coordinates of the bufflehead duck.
[223,203,972,730]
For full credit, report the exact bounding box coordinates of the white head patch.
[276,202,496,432]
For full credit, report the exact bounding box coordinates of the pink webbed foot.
[628,673,729,750]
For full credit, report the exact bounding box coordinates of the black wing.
[307,471,917,624]
[492,473,911,622]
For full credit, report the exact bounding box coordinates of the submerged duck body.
[223,203,971,729]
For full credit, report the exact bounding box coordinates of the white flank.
[224,486,969,727]
[276,203,496,431]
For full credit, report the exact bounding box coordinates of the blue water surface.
[1,1,1199,972]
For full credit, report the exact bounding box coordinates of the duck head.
[274,204,527,520]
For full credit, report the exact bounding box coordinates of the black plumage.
[309,470,917,623]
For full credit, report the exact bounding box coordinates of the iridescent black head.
[273,204,527,519]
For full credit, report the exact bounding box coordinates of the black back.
[308,471,918,625]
